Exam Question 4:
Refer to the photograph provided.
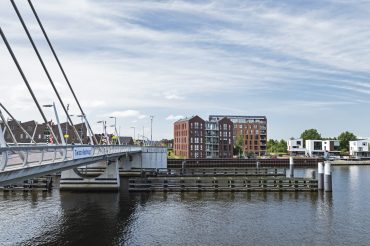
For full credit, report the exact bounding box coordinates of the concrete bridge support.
[119,147,167,173]
[60,158,121,191]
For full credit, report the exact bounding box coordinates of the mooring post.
[289,156,294,178]
[181,160,186,175]
[318,162,324,190]
[324,161,332,192]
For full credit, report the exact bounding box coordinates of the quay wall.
[168,158,322,168]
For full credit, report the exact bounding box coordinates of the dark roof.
[174,115,204,123]
[119,136,134,145]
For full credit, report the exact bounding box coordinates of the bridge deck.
[0,145,142,186]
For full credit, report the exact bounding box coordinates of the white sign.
[73,147,92,160]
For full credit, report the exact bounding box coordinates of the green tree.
[300,129,322,146]
[277,139,287,153]
[267,139,277,153]
[338,131,357,153]
[233,135,244,157]
[267,139,287,154]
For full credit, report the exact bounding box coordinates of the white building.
[287,139,306,156]
[305,140,324,157]
[322,140,341,157]
[350,140,370,158]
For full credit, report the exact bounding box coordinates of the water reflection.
[1,166,370,246]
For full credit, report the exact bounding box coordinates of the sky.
[1,0,370,141]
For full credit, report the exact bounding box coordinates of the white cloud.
[166,114,184,121]
[2,0,370,139]
[110,110,146,119]
[163,91,185,100]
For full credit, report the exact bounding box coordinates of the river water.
[1,166,370,246]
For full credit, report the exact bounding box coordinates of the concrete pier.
[60,159,121,191]
[324,161,332,192]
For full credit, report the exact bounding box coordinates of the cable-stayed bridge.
[0,0,167,190]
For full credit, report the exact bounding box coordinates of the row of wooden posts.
[128,157,333,192]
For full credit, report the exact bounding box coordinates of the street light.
[130,126,136,142]
[97,120,109,145]
[150,115,154,143]
[109,116,121,145]
[43,102,65,145]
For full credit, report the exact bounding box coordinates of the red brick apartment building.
[217,117,234,158]
[174,115,234,159]
[173,115,205,158]
[209,115,267,156]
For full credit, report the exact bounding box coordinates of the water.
[1,166,370,246]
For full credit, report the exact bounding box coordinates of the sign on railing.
[73,147,92,160]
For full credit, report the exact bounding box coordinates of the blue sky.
[1,0,370,140]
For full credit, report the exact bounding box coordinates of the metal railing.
[0,145,142,172]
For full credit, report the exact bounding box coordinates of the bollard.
[324,161,332,192]
[318,162,324,190]
[289,157,294,178]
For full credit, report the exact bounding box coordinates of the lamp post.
[142,126,145,145]
[150,115,154,144]
[43,102,65,145]
[109,116,120,145]
[97,120,109,145]
[130,126,136,143]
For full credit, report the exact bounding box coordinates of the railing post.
[52,147,57,163]
[39,149,45,165]
[0,150,8,171]
[22,149,29,166]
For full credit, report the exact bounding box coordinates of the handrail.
[0,145,143,172]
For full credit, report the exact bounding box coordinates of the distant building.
[217,117,234,158]
[205,117,234,158]
[173,115,234,159]
[322,140,341,157]
[350,140,370,158]
[304,139,340,157]
[287,139,306,156]
[119,136,134,145]
[305,140,324,157]
[160,139,173,149]
[209,115,267,156]
[0,120,87,144]
[173,115,205,158]
[205,121,219,158]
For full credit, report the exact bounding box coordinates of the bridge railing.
[0,145,142,172]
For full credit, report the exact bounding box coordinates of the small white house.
[287,139,306,156]
[305,140,324,157]
[350,140,370,158]
[322,140,341,157]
